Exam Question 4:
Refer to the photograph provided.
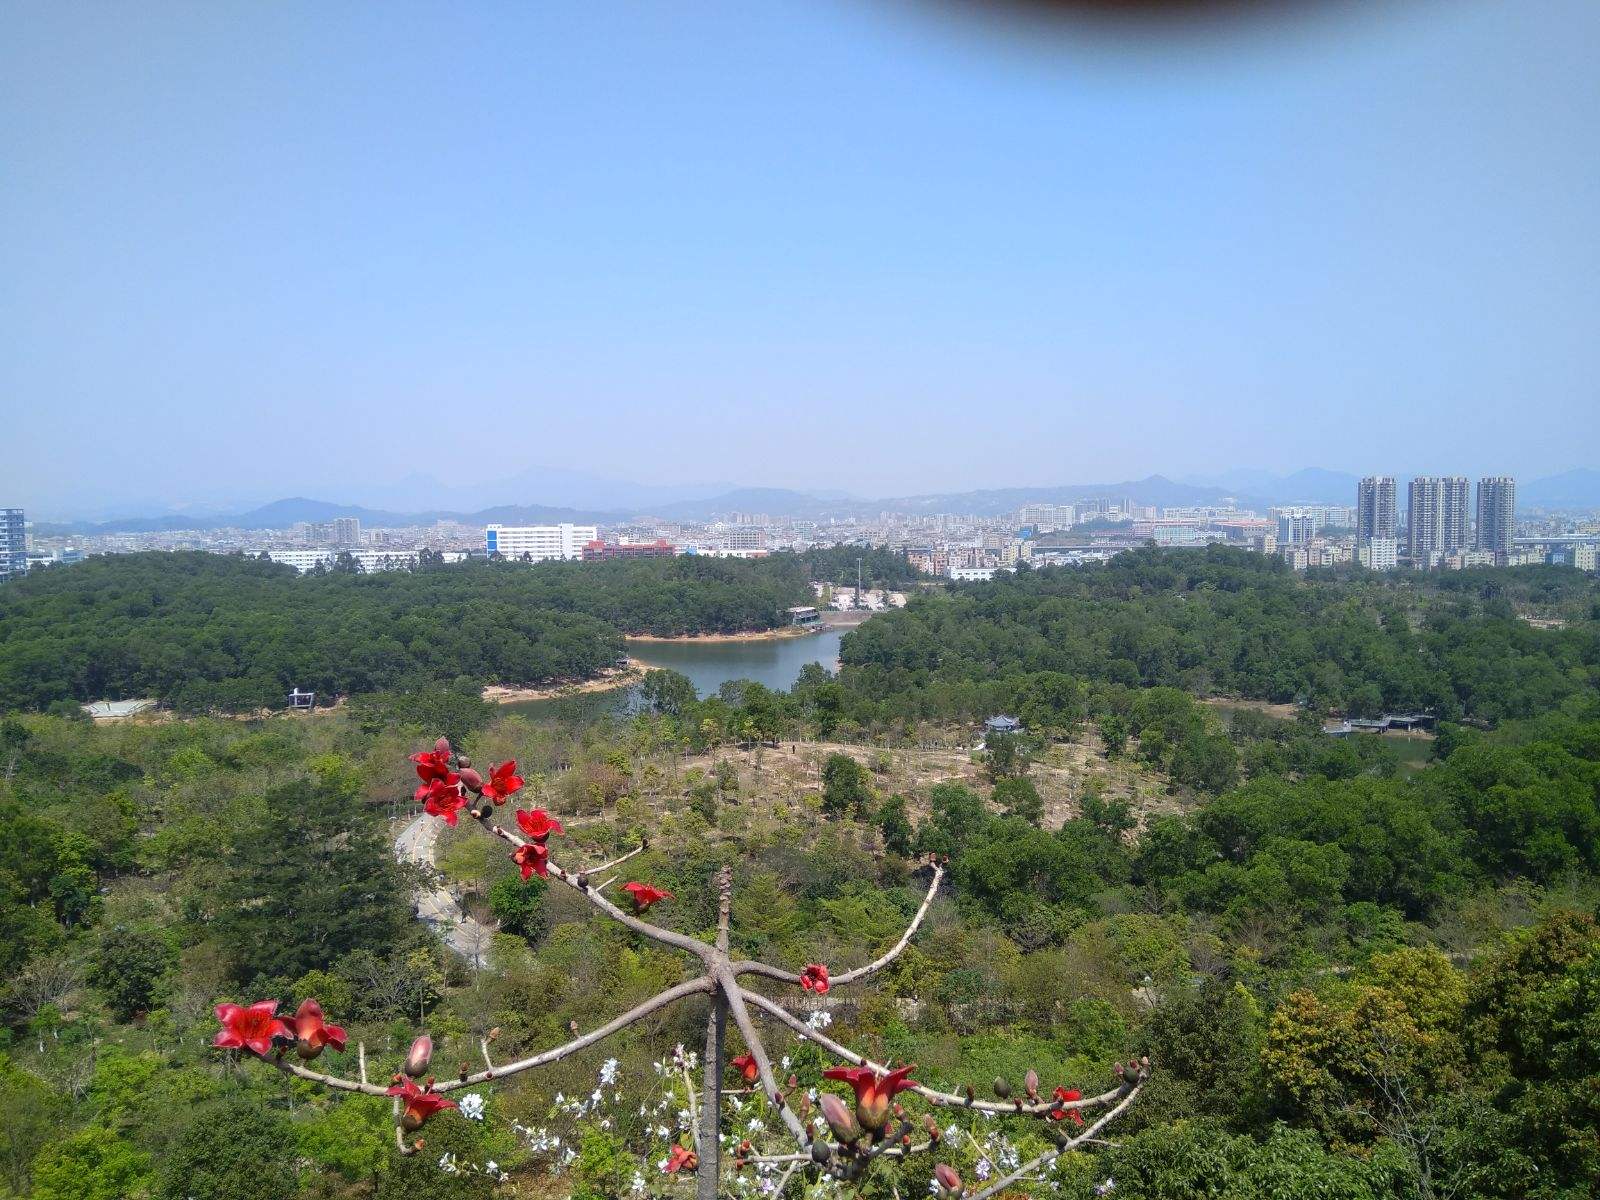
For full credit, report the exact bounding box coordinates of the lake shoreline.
[482,662,645,705]
[624,626,820,644]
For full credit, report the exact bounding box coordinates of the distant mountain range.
[33,497,625,537]
[31,469,1600,536]
[1521,469,1600,510]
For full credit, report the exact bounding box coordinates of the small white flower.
[1096,1177,1117,1195]
[807,1010,833,1030]
[457,1092,486,1121]
[600,1057,620,1085]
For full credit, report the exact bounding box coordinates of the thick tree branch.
[437,976,713,1092]
[740,988,1124,1117]
[732,861,944,986]
[717,967,812,1146]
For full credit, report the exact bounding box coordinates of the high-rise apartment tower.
[0,508,26,581]
[1407,476,1469,563]
[1357,477,1397,543]
[1475,477,1516,560]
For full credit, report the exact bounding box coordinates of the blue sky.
[3,1,1597,515]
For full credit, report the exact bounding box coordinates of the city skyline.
[11,460,1600,527]
[5,1,1599,511]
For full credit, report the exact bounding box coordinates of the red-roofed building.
[581,539,677,560]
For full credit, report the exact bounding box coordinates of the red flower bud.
[730,1053,760,1084]
[435,737,451,756]
[934,1162,964,1196]
[819,1092,860,1144]
[403,1035,433,1078]
[664,1144,698,1174]
[458,767,484,793]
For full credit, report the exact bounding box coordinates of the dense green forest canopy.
[0,551,812,713]
[835,546,1600,725]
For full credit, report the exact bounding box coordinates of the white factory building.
[484,523,598,562]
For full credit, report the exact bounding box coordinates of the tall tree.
[214,756,411,984]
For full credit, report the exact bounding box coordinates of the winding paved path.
[395,814,496,967]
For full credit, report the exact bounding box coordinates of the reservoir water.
[501,627,846,722]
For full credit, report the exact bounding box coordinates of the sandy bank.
[482,662,644,705]
[623,626,820,644]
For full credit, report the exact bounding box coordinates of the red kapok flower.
[800,963,830,994]
[512,840,550,880]
[622,881,672,913]
[482,760,525,804]
[410,749,452,784]
[291,998,347,1058]
[1050,1086,1085,1126]
[213,1000,293,1057]
[515,808,564,842]
[386,1076,459,1131]
[421,778,467,825]
[822,1062,919,1131]
[730,1053,759,1084]
[413,769,460,804]
[665,1143,698,1174]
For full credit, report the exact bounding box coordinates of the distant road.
[394,815,496,968]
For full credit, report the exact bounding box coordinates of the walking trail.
[394,813,496,968]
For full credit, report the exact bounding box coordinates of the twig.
[732,862,943,986]
[965,1082,1144,1200]
[773,1159,801,1195]
[681,1061,700,1151]
[270,1053,390,1096]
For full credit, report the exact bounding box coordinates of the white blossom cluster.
[435,1151,507,1182]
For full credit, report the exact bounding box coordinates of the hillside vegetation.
[2,546,1599,1198]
